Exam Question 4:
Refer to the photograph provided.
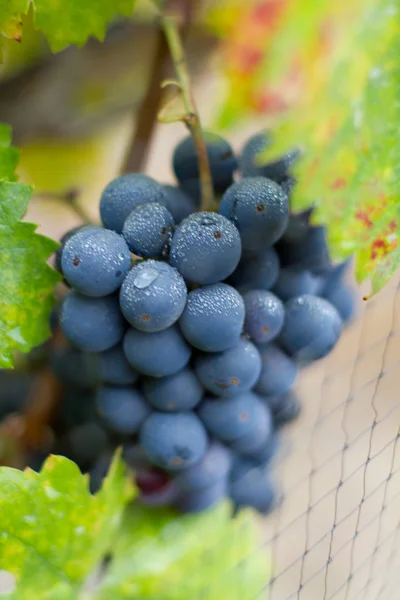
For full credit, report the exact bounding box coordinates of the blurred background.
[1,0,400,598]
[1,0,368,239]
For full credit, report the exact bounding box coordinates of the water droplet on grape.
[201,216,215,226]
[134,268,159,289]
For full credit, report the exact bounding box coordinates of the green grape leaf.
[213,0,399,296]
[0,451,135,600]
[0,0,137,53]
[97,502,269,600]
[0,123,61,368]
[267,0,400,295]
[0,125,19,180]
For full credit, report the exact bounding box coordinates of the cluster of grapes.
[0,130,354,515]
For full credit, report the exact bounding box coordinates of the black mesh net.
[242,275,400,599]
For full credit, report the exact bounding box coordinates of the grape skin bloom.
[96,385,150,435]
[62,226,131,297]
[140,412,208,471]
[123,325,191,377]
[243,290,285,345]
[198,392,262,442]
[173,131,237,191]
[122,202,174,258]
[120,260,187,332]
[100,173,166,234]
[60,291,126,352]
[220,177,289,252]
[279,294,342,362]
[179,283,245,352]
[143,367,203,412]
[254,344,298,397]
[170,212,242,285]
[195,337,262,397]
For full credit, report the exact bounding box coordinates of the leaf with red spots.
[206,0,354,127]
[278,0,400,295]
[210,0,400,295]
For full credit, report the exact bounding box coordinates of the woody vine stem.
[157,7,215,211]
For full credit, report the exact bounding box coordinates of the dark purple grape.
[242,290,284,345]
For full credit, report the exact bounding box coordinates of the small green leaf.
[0,123,62,368]
[0,451,135,600]
[0,0,137,53]
[0,0,28,42]
[97,502,270,600]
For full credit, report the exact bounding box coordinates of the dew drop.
[75,526,86,535]
[23,515,36,524]
[134,268,159,289]
[201,216,215,226]
[44,486,61,499]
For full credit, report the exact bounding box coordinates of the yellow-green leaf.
[267,0,400,295]
[0,451,135,600]
[0,0,28,42]
[211,0,400,295]
[0,123,61,368]
[0,0,137,54]
[98,502,270,600]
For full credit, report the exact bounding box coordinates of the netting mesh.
[240,274,400,600]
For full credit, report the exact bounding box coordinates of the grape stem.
[159,13,215,211]
[122,26,169,173]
